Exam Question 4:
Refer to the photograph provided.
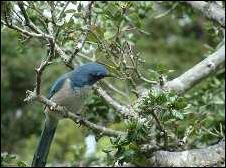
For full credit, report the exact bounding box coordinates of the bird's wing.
[47,75,67,99]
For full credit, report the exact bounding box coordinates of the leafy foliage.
[105,88,189,165]
[1,153,27,167]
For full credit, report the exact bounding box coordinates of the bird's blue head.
[70,62,109,87]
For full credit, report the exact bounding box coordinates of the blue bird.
[32,63,109,167]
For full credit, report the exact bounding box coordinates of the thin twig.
[102,80,128,97]
[148,107,168,148]
[17,2,43,34]
[94,85,136,118]
[35,51,53,95]
[154,2,179,19]
[57,1,70,22]
[1,20,52,39]
[68,1,95,67]
[24,2,51,22]
[185,1,225,27]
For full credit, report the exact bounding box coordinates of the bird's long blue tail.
[32,116,58,167]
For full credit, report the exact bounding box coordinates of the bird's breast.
[50,78,91,113]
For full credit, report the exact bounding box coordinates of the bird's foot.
[76,113,84,127]
[49,103,58,111]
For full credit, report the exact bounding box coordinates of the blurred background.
[1,1,225,166]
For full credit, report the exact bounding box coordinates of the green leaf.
[65,9,77,14]
[87,32,98,43]
[130,13,142,28]
[104,30,117,40]
[87,26,105,43]
[156,93,167,105]
[17,161,27,167]
[94,26,105,40]
[173,97,187,110]
[171,110,184,120]
[77,3,83,12]
[148,69,160,80]
[1,153,16,163]
[151,63,170,75]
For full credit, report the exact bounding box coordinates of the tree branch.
[34,54,52,95]
[68,1,95,67]
[134,42,225,116]
[2,3,77,68]
[148,140,225,167]
[56,1,70,22]
[163,43,225,93]
[2,1,134,119]
[102,80,128,97]
[94,86,135,118]
[185,1,225,27]
[17,2,51,35]
[24,91,125,137]
[1,20,52,39]
[148,107,168,148]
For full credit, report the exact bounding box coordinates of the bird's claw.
[76,113,84,127]
[76,119,83,127]
[50,103,57,111]
[77,121,82,127]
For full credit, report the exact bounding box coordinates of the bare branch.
[24,91,125,137]
[3,3,74,67]
[85,1,95,25]
[102,80,128,97]
[35,51,53,95]
[68,1,95,67]
[17,2,30,25]
[148,107,168,148]
[1,20,51,39]
[148,140,225,167]
[56,1,70,22]
[17,2,49,35]
[139,74,158,85]
[135,43,225,114]
[48,2,56,24]
[68,113,125,137]
[154,2,179,19]
[185,1,225,27]
[94,85,136,118]
[163,43,225,93]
